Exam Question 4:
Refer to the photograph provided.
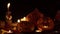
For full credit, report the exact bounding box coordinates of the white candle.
[7,3,10,10]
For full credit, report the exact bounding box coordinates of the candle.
[8,30,11,33]
[7,3,10,10]
[6,3,12,20]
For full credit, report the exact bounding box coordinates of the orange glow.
[43,26,48,28]
[21,17,28,21]
[7,30,12,33]
[36,28,43,32]
[36,30,42,32]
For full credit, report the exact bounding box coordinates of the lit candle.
[6,3,12,21]
[17,19,21,23]
[8,30,11,32]
[7,3,10,10]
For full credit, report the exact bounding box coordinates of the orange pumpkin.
[37,17,54,31]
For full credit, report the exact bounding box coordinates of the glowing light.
[8,30,11,32]
[36,28,42,32]
[7,30,12,33]
[43,26,48,28]
[21,17,28,21]
[17,19,20,23]
[7,3,10,9]
[6,15,12,20]
[36,30,42,32]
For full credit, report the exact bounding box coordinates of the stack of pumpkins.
[17,8,54,32]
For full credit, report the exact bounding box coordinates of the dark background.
[0,0,60,21]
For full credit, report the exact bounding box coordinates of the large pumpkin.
[37,17,54,31]
[26,8,44,26]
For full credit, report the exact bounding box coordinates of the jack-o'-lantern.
[37,17,54,31]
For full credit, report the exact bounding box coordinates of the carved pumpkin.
[37,17,54,31]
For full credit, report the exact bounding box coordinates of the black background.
[0,0,60,21]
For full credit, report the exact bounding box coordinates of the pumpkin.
[37,17,54,31]
[17,21,34,32]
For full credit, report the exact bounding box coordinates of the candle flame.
[7,3,10,9]
[17,19,20,23]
